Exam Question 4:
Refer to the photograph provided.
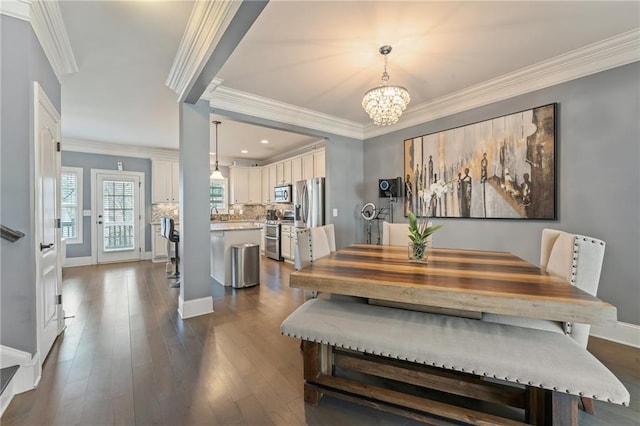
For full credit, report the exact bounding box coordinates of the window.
[61,167,83,244]
[210,178,228,214]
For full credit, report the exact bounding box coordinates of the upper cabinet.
[230,166,262,204]
[301,148,325,180]
[261,166,271,204]
[314,149,326,178]
[152,160,179,203]
[291,156,302,184]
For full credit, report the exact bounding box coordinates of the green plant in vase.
[407,180,448,262]
[407,211,442,262]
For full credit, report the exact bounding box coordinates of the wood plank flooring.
[2,259,638,425]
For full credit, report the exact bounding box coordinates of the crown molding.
[203,29,638,142]
[203,83,365,140]
[166,0,242,102]
[30,0,78,82]
[63,138,179,162]
[363,28,640,139]
[0,0,31,21]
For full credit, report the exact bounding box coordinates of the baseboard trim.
[141,251,152,261]
[0,346,41,417]
[178,295,214,319]
[590,321,640,348]
[63,256,93,267]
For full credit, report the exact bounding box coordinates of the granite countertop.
[210,222,263,232]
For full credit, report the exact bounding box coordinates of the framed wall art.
[404,103,556,220]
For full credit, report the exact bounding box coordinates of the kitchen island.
[210,222,263,287]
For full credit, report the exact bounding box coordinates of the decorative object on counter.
[210,120,224,180]
[362,45,410,126]
[407,180,447,262]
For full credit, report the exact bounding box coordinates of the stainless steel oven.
[264,221,281,260]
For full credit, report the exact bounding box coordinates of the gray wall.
[1,16,61,354]
[364,63,640,325]
[61,151,152,257]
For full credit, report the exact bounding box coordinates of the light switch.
[332,208,338,217]
[83,210,91,216]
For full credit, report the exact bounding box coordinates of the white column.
[178,99,213,318]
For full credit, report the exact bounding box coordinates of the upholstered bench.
[281,298,629,425]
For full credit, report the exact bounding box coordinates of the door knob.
[97,221,103,224]
[40,243,54,251]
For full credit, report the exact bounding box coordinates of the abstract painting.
[404,103,556,219]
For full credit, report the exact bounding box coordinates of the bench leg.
[302,341,332,406]
[527,387,578,426]
[581,396,595,414]
[304,383,323,406]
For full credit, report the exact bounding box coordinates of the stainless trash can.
[231,243,260,288]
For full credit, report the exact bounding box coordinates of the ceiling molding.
[203,83,365,140]
[364,28,640,139]
[0,0,31,21]
[63,138,179,162]
[29,0,78,82]
[166,0,242,102]
[203,29,639,142]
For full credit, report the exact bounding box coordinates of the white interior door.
[34,82,62,362]
[95,173,141,263]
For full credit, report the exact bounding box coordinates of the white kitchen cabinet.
[152,160,179,203]
[152,224,168,261]
[302,154,314,180]
[291,156,302,184]
[281,224,294,262]
[261,166,271,203]
[230,166,262,204]
[314,149,326,178]
[283,160,292,184]
[152,223,176,262]
[230,166,249,204]
[276,162,284,184]
[248,167,262,203]
[268,164,277,195]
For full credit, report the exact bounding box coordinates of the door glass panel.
[102,180,135,251]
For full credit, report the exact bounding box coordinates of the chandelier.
[362,45,410,126]
[210,120,224,180]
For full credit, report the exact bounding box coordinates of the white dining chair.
[294,224,335,271]
[482,228,606,413]
[382,221,433,247]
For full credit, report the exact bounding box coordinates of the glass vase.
[408,242,428,263]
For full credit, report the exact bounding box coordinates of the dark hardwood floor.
[2,259,638,425]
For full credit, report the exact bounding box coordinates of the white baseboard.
[142,251,152,260]
[590,321,640,348]
[178,295,214,319]
[63,256,93,267]
[0,346,41,417]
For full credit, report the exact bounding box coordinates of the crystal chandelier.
[210,120,224,180]
[362,45,410,126]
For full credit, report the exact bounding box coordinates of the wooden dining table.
[289,244,617,325]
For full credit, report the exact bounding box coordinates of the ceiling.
[58,1,639,163]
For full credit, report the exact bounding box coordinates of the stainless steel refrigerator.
[294,177,325,228]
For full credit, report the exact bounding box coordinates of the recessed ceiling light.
[261,139,269,144]
[241,150,248,154]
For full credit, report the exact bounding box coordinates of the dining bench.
[281,298,630,425]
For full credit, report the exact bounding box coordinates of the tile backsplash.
[153,203,294,223]
[151,203,179,223]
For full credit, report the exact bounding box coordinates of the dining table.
[288,244,617,325]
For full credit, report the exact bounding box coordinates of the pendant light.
[210,120,224,180]
[362,45,410,126]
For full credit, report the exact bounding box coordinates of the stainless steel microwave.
[274,184,292,203]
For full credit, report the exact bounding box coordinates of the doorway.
[92,171,144,263]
